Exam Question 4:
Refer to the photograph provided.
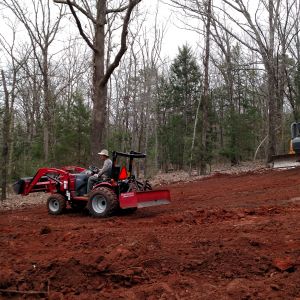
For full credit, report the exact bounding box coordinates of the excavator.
[271,122,300,168]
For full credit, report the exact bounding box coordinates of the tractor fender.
[93,182,114,190]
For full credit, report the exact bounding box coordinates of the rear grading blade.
[119,189,170,209]
[271,153,300,168]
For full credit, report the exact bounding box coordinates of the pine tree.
[157,45,202,170]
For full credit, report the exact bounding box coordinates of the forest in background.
[0,0,300,199]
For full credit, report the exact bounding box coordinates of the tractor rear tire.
[47,194,66,215]
[87,187,118,217]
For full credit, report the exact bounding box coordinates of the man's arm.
[98,159,112,177]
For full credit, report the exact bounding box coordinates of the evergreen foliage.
[9,92,91,180]
[157,45,202,170]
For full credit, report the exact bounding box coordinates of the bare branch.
[100,0,141,86]
[220,0,244,13]
[53,0,96,23]
[65,0,98,52]
[106,5,129,14]
[254,1,268,50]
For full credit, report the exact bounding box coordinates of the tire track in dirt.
[1,168,300,299]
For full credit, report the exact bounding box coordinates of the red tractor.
[13,151,170,217]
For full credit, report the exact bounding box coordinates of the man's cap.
[98,149,109,156]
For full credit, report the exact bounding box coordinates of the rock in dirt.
[272,257,296,272]
[40,226,51,235]
[97,245,132,271]
[270,283,281,291]
[49,291,64,300]
[226,278,250,297]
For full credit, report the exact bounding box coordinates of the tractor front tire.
[47,194,66,215]
[87,187,118,217]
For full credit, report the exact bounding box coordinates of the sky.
[0,0,201,68]
[146,0,200,59]
[0,0,269,65]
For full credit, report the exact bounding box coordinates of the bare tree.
[199,0,212,174]
[280,0,300,121]
[16,46,43,149]
[213,0,288,161]
[54,0,142,162]
[1,70,13,200]
[170,0,212,174]
[170,0,300,162]
[1,0,64,162]
[0,27,27,199]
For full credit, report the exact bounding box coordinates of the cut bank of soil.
[1,168,300,299]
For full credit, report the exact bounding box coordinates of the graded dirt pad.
[1,168,300,299]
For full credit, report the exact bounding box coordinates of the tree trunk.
[266,65,278,162]
[189,93,201,175]
[200,0,212,175]
[1,70,12,200]
[91,83,107,162]
[90,0,107,163]
[266,0,278,162]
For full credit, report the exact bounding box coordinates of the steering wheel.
[88,165,99,174]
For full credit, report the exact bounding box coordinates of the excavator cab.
[291,122,300,154]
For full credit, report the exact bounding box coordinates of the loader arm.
[22,168,69,195]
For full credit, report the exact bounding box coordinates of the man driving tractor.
[14,149,170,217]
[87,149,112,193]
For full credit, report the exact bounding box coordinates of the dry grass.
[151,160,266,186]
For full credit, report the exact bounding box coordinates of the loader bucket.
[271,153,300,169]
[119,189,170,209]
[13,178,28,194]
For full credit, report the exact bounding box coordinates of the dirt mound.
[151,160,266,186]
[1,167,300,299]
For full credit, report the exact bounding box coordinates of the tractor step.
[119,190,170,209]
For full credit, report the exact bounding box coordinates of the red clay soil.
[1,168,300,299]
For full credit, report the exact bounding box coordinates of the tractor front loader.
[13,151,170,217]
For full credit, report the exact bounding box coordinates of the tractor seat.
[74,173,89,193]
[111,166,120,181]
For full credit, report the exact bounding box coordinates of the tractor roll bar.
[112,151,146,159]
[112,151,146,177]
